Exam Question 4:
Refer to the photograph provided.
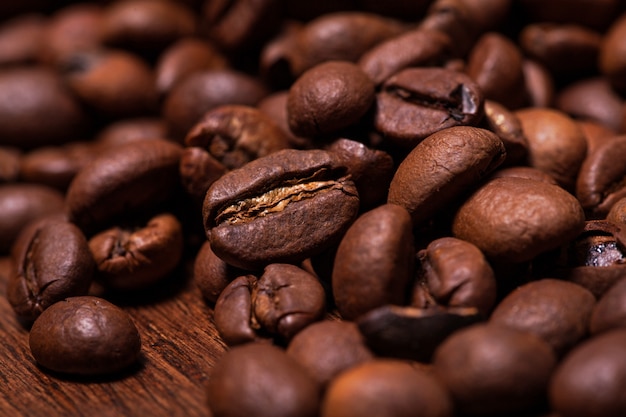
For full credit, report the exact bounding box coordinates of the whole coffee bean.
[61,49,158,118]
[490,278,595,356]
[213,274,258,345]
[287,61,375,138]
[7,219,94,321]
[578,120,618,155]
[154,38,229,96]
[374,67,484,148]
[433,323,556,416]
[332,204,414,320]
[321,359,453,417]
[66,138,182,233]
[549,329,626,417]
[452,177,585,263]
[179,146,227,202]
[0,13,45,66]
[88,213,184,291]
[185,105,291,170]
[206,342,320,417]
[387,126,505,226]
[522,59,555,108]
[576,135,626,219]
[287,320,374,387]
[29,296,141,375]
[481,100,529,166]
[606,196,626,226]
[466,32,527,110]
[203,149,359,270]
[0,67,87,149]
[193,240,244,304]
[358,27,453,86]
[0,146,21,183]
[163,69,269,141]
[93,117,168,150]
[599,13,626,94]
[419,0,480,57]
[256,90,313,149]
[413,237,497,317]
[0,183,65,253]
[515,108,588,191]
[590,277,626,335]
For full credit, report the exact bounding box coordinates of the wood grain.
[0,255,226,417]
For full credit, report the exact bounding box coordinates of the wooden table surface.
[0,255,226,417]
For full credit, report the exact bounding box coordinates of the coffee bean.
[590,277,626,335]
[522,58,555,107]
[203,149,359,270]
[179,146,227,202]
[0,146,21,184]
[193,240,244,304]
[92,118,168,150]
[374,68,485,148]
[599,13,626,94]
[0,13,45,66]
[606,196,626,226]
[481,100,529,166]
[29,296,141,375]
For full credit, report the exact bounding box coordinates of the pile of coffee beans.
[2,0,626,415]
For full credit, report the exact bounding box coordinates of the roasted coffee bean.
[490,165,558,185]
[453,177,585,263]
[256,90,313,149]
[374,68,484,148]
[203,149,359,270]
[332,204,414,320]
[590,277,626,335]
[490,278,595,356]
[357,305,482,362]
[0,183,65,253]
[193,240,244,304]
[515,108,588,191]
[287,320,374,387]
[163,69,269,141]
[321,359,453,417]
[88,213,184,291]
[413,237,497,317]
[154,37,228,96]
[549,329,626,417]
[388,126,505,226]
[287,61,375,138]
[214,263,326,345]
[466,32,527,110]
[599,13,626,94]
[92,117,168,150]
[0,146,21,183]
[29,296,141,375]
[7,219,94,321]
[576,135,626,219]
[578,120,618,155]
[434,323,556,416]
[185,105,291,170]
[0,67,87,149]
[419,0,480,57]
[606,196,626,226]
[522,59,555,108]
[206,342,320,417]
[179,147,227,202]
[0,13,45,66]
[481,100,528,166]
[258,21,303,88]
[66,138,182,233]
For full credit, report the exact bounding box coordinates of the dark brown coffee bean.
[606,196,626,226]
[516,108,588,191]
[0,146,21,183]
[434,323,556,416]
[203,149,359,270]
[256,90,313,149]
[66,138,182,233]
[576,135,626,219]
[179,146,227,202]
[549,329,626,417]
[154,37,229,96]
[206,342,320,417]
[287,320,374,387]
[356,305,482,362]
[332,204,414,320]
[490,278,595,356]
[481,100,529,165]
[7,219,94,321]
[88,213,184,291]
[590,277,626,335]
[419,0,480,57]
[29,296,141,375]
[522,59,555,108]
[93,117,168,150]
[0,67,87,149]
[0,14,45,66]
[358,27,453,86]
[163,69,269,141]
[599,13,626,94]
[185,105,291,170]
[374,68,484,148]
[578,119,618,155]
[321,359,453,417]
[101,0,197,54]
[413,237,497,317]
[466,32,527,110]
[0,184,65,253]
[452,177,585,263]
[287,61,375,138]
[61,49,158,118]
[193,240,244,304]
[388,126,505,226]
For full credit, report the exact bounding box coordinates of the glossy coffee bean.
[578,120,618,155]
[89,213,184,291]
[332,204,414,320]
[193,240,244,304]
[179,146,227,202]
[481,100,528,166]
[388,126,505,226]
[7,219,94,321]
[203,149,359,270]
[374,67,484,148]
[29,296,141,375]
[590,277,626,335]
[206,342,320,417]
